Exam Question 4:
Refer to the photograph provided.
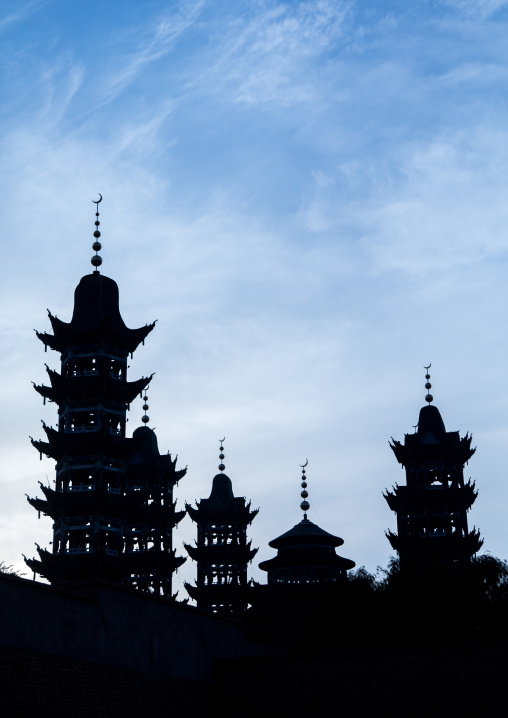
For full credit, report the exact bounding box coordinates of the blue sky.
[2,0,508,591]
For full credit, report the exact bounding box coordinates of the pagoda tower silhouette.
[25,197,186,597]
[384,366,483,568]
[184,440,258,613]
[258,461,355,585]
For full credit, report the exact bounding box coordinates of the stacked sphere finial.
[424,363,433,404]
[91,193,103,270]
[218,438,226,472]
[141,395,149,424]
[300,459,310,517]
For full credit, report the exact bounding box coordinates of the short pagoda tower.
[25,198,187,597]
[246,462,355,642]
[258,461,355,585]
[384,367,483,569]
[184,440,258,613]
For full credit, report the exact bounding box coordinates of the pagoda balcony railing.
[70,425,98,433]
[109,427,122,436]
[105,548,119,556]
[107,485,121,495]
[69,369,99,378]
[68,483,95,492]
[66,547,93,554]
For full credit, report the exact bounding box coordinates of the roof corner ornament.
[218,437,226,472]
[299,459,310,519]
[91,193,103,272]
[424,363,433,405]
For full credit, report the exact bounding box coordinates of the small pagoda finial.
[218,437,226,472]
[141,394,150,425]
[300,459,310,519]
[424,363,433,404]
[91,194,103,272]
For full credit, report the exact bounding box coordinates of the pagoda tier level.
[247,515,355,627]
[26,425,187,595]
[25,545,185,586]
[385,402,483,568]
[26,269,186,598]
[185,471,259,614]
[33,365,153,406]
[259,517,355,585]
[36,273,155,355]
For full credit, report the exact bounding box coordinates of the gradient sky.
[2,0,508,593]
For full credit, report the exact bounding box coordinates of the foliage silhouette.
[305,555,508,650]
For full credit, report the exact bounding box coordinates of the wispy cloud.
[0,0,45,33]
[437,0,508,18]
[98,0,207,105]
[206,0,352,107]
[301,126,508,277]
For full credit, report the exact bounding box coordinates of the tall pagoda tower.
[384,367,482,569]
[184,440,258,613]
[25,197,186,597]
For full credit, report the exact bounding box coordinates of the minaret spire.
[424,363,433,405]
[26,197,186,597]
[141,393,150,425]
[91,193,103,271]
[218,437,226,472]
[184,438,259,614]
[385,370,482,569]
[300,459,310,519]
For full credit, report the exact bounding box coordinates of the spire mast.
[424,363,433,405]
[141,393,150,424]
[218,437,226,472]
[91,193,103,272]
[300,459,310,519]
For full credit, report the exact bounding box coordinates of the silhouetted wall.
[0,573,256,680]
[2,572,508,717]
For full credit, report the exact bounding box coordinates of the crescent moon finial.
[92,193,102,205]
[219,437,225,444]
[424,363,431,371]
[299,459,308,468]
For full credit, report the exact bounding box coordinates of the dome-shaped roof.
[417,404,446,443]
[70,273,127,332]
[205,473,235,510]
[129,426,160,465]
[269,517,344,549]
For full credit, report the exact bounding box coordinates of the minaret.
[258,461,355,584]
[123,393,187,597]
[384,366,483,569]
[25,197,187,596]
[184,440,258,614]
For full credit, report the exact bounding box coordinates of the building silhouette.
[25,201,187,596]
[248,462,355,636]
[184,440,258,613]
[258,461,355,585]
[3,200,503,718]
[384,367,483,568]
